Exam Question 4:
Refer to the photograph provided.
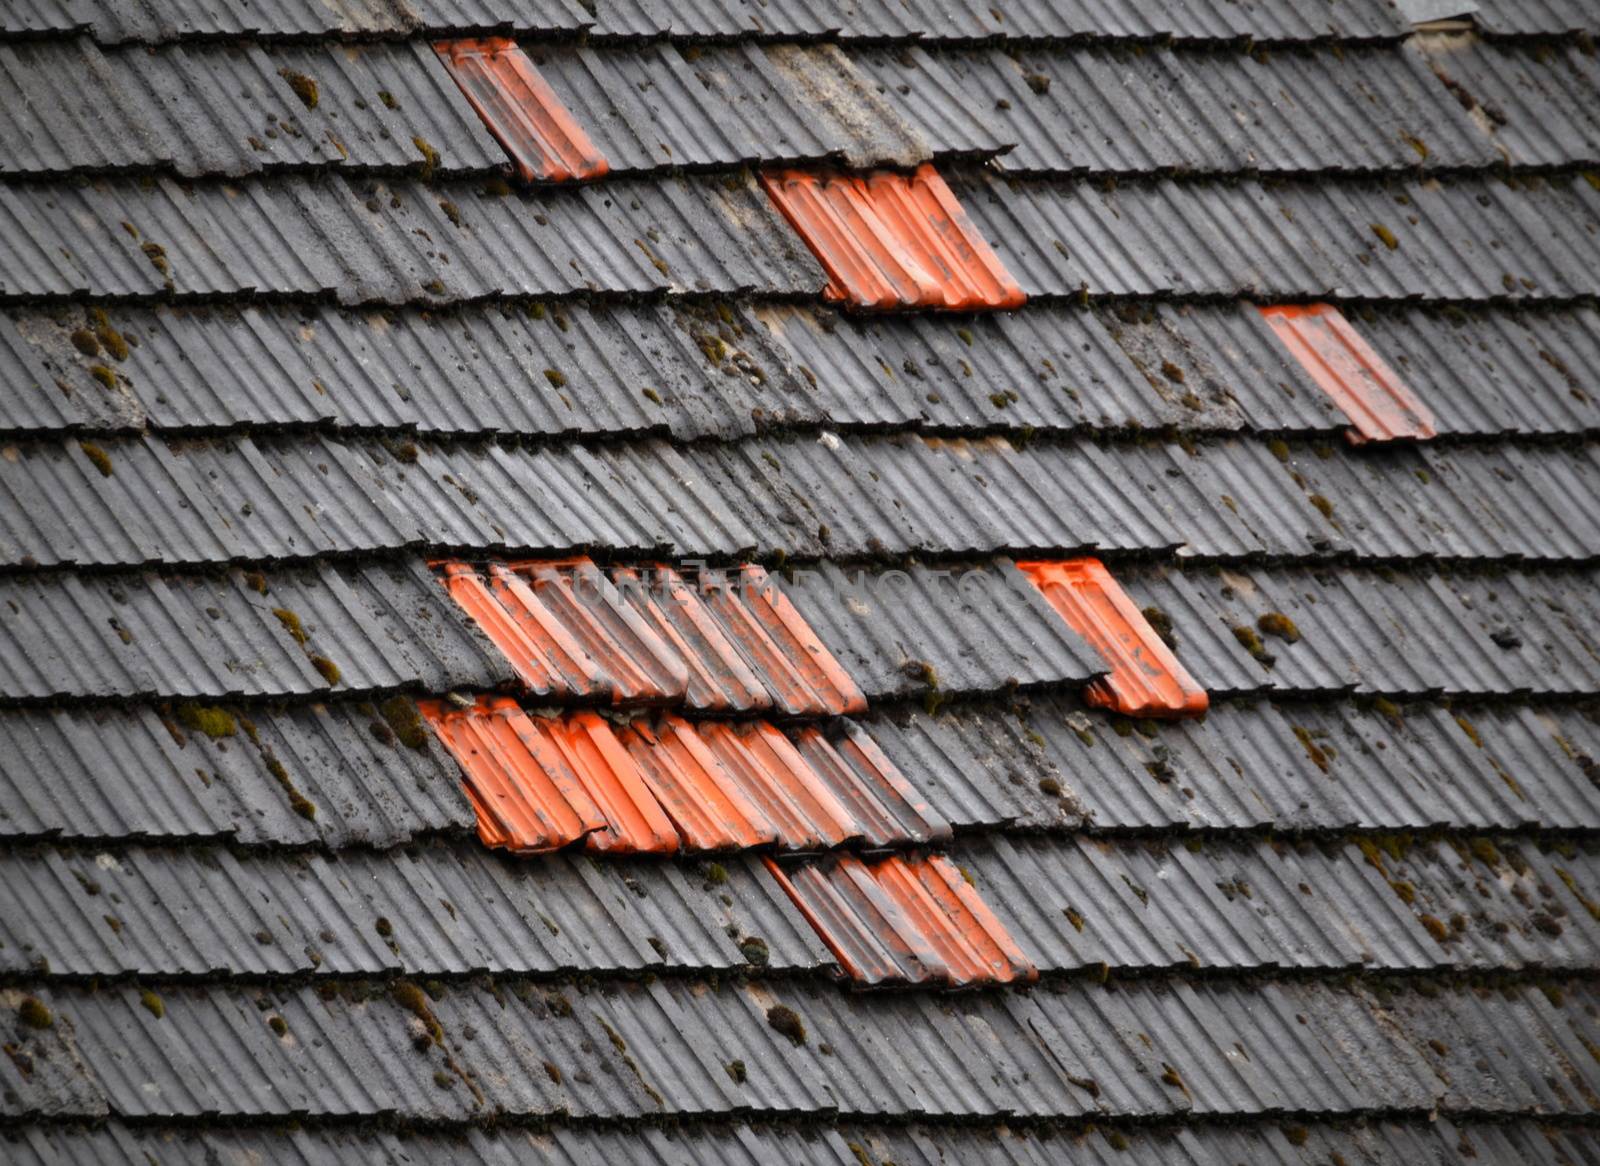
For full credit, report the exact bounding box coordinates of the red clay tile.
[766,853,1037,986]
[550,711,678,854]
[611,565,770,713]
[505,559,688,703]
[617,715,779,851]
[1017,558,1209,718]
[434,38,608,183]
[1259,303,1436,443]
[439,560,857,715]
[699,721,859,849]
[421,697,677,854]
[791,721,952,846]
[419,696,606,853]
[761,163,1026,311]
[697,565,868,717]
[436,559,687,704]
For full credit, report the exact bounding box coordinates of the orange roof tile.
[422,697,677,854]
[699,721,859,849]
[767,853,1037,987]
[612,565,771,712]
[1259,303,1436,443]
[697,565,868,716]
[419,696,605,853]
[551,711,679,854]
[433,38,608,183]
[505,559,688,703]
[435,559,687,704]
[1017,557,1208,718]
[618,715,779,851]
[790,722,951,846]
[441,559,863,716]
[760,163,1026,311]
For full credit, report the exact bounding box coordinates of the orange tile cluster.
[436,559,866,714]
[421,696,950,854]
[761,164,1027,311]
[1259,303,1437,443]
[1017,557,1208,719]
[427,557,1028,985]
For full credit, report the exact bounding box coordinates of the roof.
[3,1,1600,1162]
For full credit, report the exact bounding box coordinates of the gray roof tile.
[0,560,510,700]
[862,43,1491,175]
[0,173,825,302]
[958,171,1600,300]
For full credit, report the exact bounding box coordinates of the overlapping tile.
[761,164,1026,310]
[767,852,1037,986]
[437,559,866,715]
[1018,558,1208,717]
[423,700,946,854]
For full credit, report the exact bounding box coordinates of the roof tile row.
[437,558,866,715]
[10,299,1596,442]
[8,976,1593,1119]
[769,852,1036,985]
[421,698,947,853]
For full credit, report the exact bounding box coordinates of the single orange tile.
[1259,303,1436,443]
[761,163,1026,311]
[551,711,679,854]
[879,853,1036,985]
[434,37,608,183]
[1017,557,1209,718]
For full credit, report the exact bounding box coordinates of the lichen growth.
[262,750,316,820]
[1141,604,1176,649]
[412,136,440,179]
[1292,726,1330,772]
[1256,612,1300,643]
[78,441,113,477]
[175,702,237,740]
[392,980,444,1046]
[766,1003,806,1045]
[279,68,319,110]
[268,609,308,647]
[739,936,769,966]
[1232,624,1274,666]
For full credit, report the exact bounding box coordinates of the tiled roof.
[2,1,1599,1162]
